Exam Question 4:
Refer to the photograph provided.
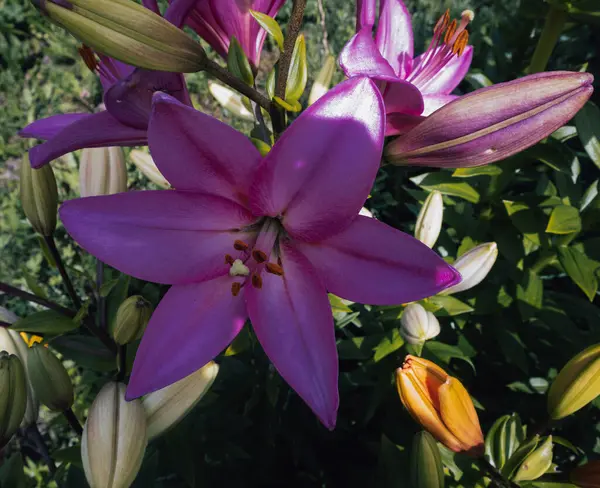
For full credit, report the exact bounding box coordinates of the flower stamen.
[252,249,268,263]
[234,239,249,251]
[265,262,284,276]
[251,273,263,289]
[224,254,235,265]
[231,282,242,297]
[78,44,98,73]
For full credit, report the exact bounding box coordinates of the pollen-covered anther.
[78,44,98,73]
[224,254,235,265]
[233,239,249,251]
[452,30,469,56]
[231,282,242,297]
[229,259,250,277]
[434,9,450,35]
[443,19,457,45]
[265,262,284,276]
[252,249,268,263]
[251,273,263,289]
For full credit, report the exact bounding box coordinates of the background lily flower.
[170,0,285,69]
[19,0,197,168]
[339,0,474,135]
[60,77,459,429]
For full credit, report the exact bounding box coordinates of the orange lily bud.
[571,460,600,488]
[396,355,484,456]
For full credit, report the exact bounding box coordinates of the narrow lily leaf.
[373,329,404,362]
[424,342,475,371]
[250,138,272,156]
[51,336,115,371]
[501,436,540,479]
[285,34,308,103]
[227,37,254,86]
[410,172,480,203]
[250,10,284,51]
[452,165,502,178]
[10,310,79,335]
[575,101,600,168]
[329,294,353,313]
[558,247,598,300]
[580,180,599,212]
[546,205,582,234]
[427,295,474,316]
[516,270,543,320]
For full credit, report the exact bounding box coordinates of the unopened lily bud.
[415,191,444,248]
[143,361,219,440]
[35,0,206,72]
[208,82,255,121]
[27,344,73,411]
[397,355,484,456]
[571,460,600,488]
[227,37,254,86]
[442,243,497,295]
[385,72,594,167]
[400,303,441,345]
[410,431,445,488]
[308,55,336,106]
[129,150,170,189]
[548,343,600,419]
[111,295,153,345]
[82,382,147,488]
[0,352,27,448]
[512,436,553,482]
[79,146,127,197]
[20,154,58,236]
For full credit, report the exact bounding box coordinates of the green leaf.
[53,446,83,468]
[51,336,116,371]
[337,336,379,360]
[558,246,598,300]
[496,329,529,373]
[424,341,475,371]
[10,310,79,335]
[227,37,254,86]
[249,10,284,51]
[225,325,251,356]
[580,180,598,212]
[99,278,120,298]
[501,436,540,479]
[427,295,474,316]
[373,329,404,362]
[452,165,502,178]
[546,205,582,234]
[329,294,353,313]
[575,101,600,168]
[21,265,48,299]
[485,413,526,470]
[285,34,307,102]
[516,270,543,320]
[0,453,27,488]
[410,172,480,203]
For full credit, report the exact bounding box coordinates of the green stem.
[26,424,57,476]
[478,458,521,488]
[0,282,75,317]
[63,408,83,436]
[96,259,106,330]
[44,235,81,310]
[528,6,568,73]
[116,344,127,382]
[531,253,557,274]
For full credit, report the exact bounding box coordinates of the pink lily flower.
[339,0,474,136]
[19,0,197,169]
[59,78,460,428]
[169,0,285,69]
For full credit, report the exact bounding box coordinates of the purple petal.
[97,55,135,92]
[126,278,247,399]
[142,0,160,14]
[357,0,377,30]
[27,111,147,168]
[60,191,257,285]
[245,243,338,429]
[163,0,198,27]
[422,94,457,116]
[148,93,261,202]
[385,113,425,136]
[296,216,460,305]
[19,113,90,140]
[375,0,413,78]
[413,46,473,95]
[339,27,398,81]
[249,77,385,242]
[382,79,424,115]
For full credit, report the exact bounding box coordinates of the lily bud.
[208,82,255,122]
[400,303,441,345]
[548,343,600,419]
[129,150,170,189]
[410,431,445,488]
[20,153,58,236]
[227,37,254,86]
[143,361,219,440]
[79,146,127,197]
[512,435,553,482]
[308,55,336,106]
[396,355,484,456]
[27,345,73,411]
[82,382,147,488]
[415,191,444,248]
[0,352,27,449]
[35,0,206,72]
[441,243,497,295]
[385,72,594,167]
[111,295,153,345]
[571,460,600,488]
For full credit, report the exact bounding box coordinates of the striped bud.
[410,431,445,488]
[129,150,170,188]
[79,146,127,197]
[0,352,27,449]
[20,153,58,236]
[400,303,441,345]
[111,295,153,345]
[442,243,497,295]
[415,191,444,248]
[27,345,73,411]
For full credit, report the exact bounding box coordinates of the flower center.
[407,9,473,90]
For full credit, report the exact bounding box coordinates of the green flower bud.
[20,154,58,236]
[410,431,445,488]
[227,37,254,86]
[79,146,127,197]
[27,345,73,411]
[0,352,27,448]
[308,55,336,106]
[484,413,525,471]
[548,343,600,419]
[512,435,553,482]
[111,296,153,345]
[143,361,219,441]
[82,382,147,488]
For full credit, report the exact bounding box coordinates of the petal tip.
[437,264,462,289]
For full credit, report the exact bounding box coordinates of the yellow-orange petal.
[403,355,448,410]
[19,332,44,348]
[439,377,484,455]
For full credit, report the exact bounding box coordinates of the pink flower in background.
[60,77,459,428]
[171,0,286,69]
[340,0,474,135]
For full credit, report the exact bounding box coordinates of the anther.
[78,44,98,72]
[251,273,263,289]
[453,30,469,56]
[231,282,242,297]
[224,254,235,265]
[252,249,268,263]
[233,239,249,251]
[444,19,457,45]
[265,262,284,276]
[434,9,450,34]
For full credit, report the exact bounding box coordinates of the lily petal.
[126,278,247,399]
[296,216,460,305]
[19,113,91,140]
[375,0,413,78]
[142,0,160,14]
[382,79,424,115]
[422,94,457,116]
[148,93,261,202]
[245,244,339,429]
[414,46,473,95]
[339,27,398,81]
[60,191,256,285]
[250,77,384,242]
[163,0,198,27]
[385,113,425,137]
[27,111,146,168]
[357,0,377,30]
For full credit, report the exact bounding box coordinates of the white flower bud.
[143,361,219,441]
[79,146,127,197]
[308,55,336,106]
[129,150,170,189]
[400,303,441,345]
[208,81,254,121]
[415,191,443,248]
[82,382,147,488]
[359,207,373,218]
[442,242,498,295]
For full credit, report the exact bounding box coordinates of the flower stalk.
[529,5,568,74]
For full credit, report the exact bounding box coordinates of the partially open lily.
[60,77,460,428]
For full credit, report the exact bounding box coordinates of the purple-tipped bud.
[385,71,594,167]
